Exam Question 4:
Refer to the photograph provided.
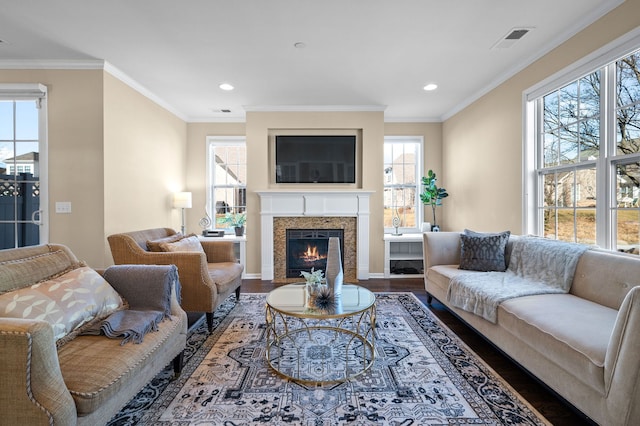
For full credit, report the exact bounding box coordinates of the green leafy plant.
[300,267,325,284]
[219,212,246,228]
[420,169,449,228]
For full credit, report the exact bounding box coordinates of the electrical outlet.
[55,201,72,213]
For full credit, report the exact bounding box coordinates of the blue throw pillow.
[459,230,511,272]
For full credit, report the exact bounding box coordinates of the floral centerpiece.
[300,268,336,312]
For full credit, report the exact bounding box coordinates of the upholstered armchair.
[108,228,243,331]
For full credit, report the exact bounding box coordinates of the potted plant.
[420,169,448,231]
[219,212,246,236]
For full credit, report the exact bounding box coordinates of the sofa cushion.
[0,249,78,293]
[146,232,183,252]
[499,293,616,392]
[459,230,510,272]
[159,235,204,253]
[0,266,124,344]
[57,312,186,416]
[208,262,244,294]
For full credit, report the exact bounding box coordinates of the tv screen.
[275,135,356,183]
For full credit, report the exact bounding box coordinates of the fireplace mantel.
[256,190,373,280]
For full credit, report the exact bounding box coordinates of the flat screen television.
[275,135,356,184]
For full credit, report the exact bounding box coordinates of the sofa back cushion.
[571,249,640,310]
[0,266,124,345]
[0,246,79,293]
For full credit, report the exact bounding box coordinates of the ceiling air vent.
[492,28,532,49]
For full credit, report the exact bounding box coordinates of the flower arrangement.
[300,267,324,284]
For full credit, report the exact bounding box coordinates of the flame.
[304,244,319,260]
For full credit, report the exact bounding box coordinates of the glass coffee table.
[265,283,376,384]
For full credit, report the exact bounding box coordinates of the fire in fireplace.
[286,229,344,278]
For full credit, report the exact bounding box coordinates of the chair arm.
[0,318,77,425]
[423,232,462,268]
[200,240,237,263]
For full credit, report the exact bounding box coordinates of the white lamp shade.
[173,192,192,209]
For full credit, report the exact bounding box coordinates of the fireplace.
[257,190,372,281]
[286,229,344,278]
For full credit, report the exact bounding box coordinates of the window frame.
[524,28,640,250]
[383,135,424,234]
[0,84,48,249]
[205,136,247,234]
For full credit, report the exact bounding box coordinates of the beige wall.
[443,1,640,234]
[103,73,187,265]
[384,122,443,228]
[185,121,246,231]
[0,69,187,267]
[185,117,441,277]
[245,111,385,276]
[0,69,106,265]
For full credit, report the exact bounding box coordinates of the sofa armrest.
[423,232,462,269]
[0,318,77,425]
[200,240,237,263]
[103,265,185,316]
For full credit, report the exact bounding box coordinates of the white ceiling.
[0,0,623,122]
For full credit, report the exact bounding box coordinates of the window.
[383,136,423,232]
[206,136,246,232]
[526,40,640,254]
[0,84,47,250]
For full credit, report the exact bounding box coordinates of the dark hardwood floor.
[240,277,593,426]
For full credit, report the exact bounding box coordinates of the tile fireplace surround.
[257,190,373,281]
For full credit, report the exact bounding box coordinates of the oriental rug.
[108,293,549,425]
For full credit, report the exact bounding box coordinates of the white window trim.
[383,135,424,233]
[0,83,48,246]
[523,27,640,249]
[205,135,246,232]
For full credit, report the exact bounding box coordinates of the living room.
[1,1,640,425]
[0,2,637,275]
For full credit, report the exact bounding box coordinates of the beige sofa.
[423,232,640,426]
[0,244,187,425]
[108,228,243,331]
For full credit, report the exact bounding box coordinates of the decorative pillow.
[147,233,183,252]
[0,266,124,344]
[459,230,511,272]
[159,235,204,253]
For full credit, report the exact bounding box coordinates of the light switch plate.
[55,201,72,213]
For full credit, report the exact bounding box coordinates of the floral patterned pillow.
[0,266,124,344]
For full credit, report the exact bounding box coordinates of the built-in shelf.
[383,233,424,278]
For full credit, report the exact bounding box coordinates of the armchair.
[108,228,243,331]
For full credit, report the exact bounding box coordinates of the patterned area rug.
[108,293,549,425]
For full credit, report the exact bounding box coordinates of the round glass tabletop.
[266,282,376,318]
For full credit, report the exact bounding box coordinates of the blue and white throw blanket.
[447,236,590,323]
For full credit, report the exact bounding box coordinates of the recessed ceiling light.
[423,83,438,91]
[294,42,306,49]
[219,83,234,91]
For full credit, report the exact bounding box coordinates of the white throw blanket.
[447,236,590,323]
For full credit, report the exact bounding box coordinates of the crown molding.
[384,116,442,123]
[441,0,624,121]
[0,58,187,120]
[243,105,387,113]
[0,59,105,69]
[102,62,187,120]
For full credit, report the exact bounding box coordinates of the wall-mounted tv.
[275,135,356,184]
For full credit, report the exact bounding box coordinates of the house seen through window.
[383,136,423,232]
[527,46,640,254]
[206,136,246,233]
